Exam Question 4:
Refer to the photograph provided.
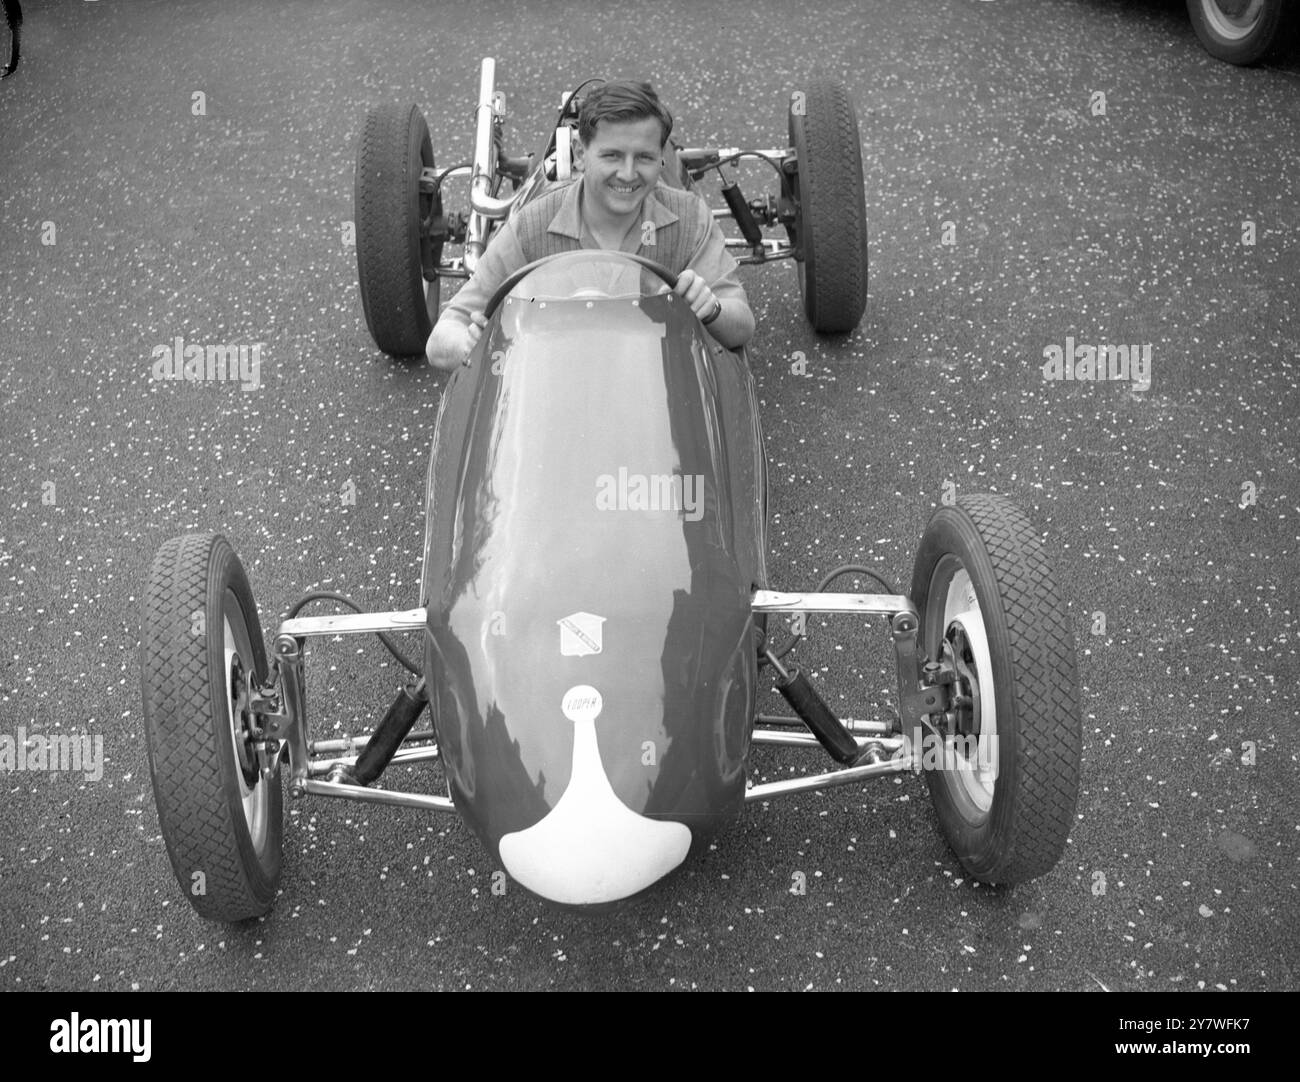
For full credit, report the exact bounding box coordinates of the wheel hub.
[223,612,270,855]
[228,654,259,787]
[936,568,998,818]
[1206,0,1264,35]
[940,622,980,737]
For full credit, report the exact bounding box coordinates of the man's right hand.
[426,313,486,371]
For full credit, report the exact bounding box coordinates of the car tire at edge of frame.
[1185,0,1291,65]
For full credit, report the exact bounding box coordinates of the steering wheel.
[483,250,679,321]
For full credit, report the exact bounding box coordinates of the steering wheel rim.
[482,250,679,321]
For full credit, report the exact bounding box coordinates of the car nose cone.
[498,686,692,905]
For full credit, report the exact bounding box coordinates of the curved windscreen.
[505,250,675,304]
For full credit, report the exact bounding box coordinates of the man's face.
[576,116,664,221]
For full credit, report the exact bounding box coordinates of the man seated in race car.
[425,79,755,370]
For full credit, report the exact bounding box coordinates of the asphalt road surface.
[1,0,1297,992]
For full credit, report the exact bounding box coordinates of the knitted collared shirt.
[441,175,748,332]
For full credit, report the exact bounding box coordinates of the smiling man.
[425,80,755,369]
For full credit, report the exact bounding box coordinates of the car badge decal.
[557,611,605,656]
[561,685,603,724]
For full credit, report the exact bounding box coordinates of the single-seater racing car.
[139,60,1082,919]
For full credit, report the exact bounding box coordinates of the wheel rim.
[422,276,438,324]
[933,560,998,819]
[1204,0,1264,38]
[223,601,270,857]
[791,165,808,300]
[418,140,440,326]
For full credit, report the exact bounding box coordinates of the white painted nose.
[498,686,691,905]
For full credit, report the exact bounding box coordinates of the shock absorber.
[328,679,428,786]
[765,649,863,764]
[721,173,764,249]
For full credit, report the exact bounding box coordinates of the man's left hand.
[673,269,718,322]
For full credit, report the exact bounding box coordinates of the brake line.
[760,564,898,666]
[285,592,421,676]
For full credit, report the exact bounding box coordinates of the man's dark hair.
[577,80,673,147]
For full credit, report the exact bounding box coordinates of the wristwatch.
[701,297,723,325]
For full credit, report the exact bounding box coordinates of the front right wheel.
[910,495,1081,885]
[141,533,282,920]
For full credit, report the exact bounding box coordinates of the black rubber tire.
[1,0,20,80]
[910,495,1081,885]
[1186,0,1289,64]
[788,80,869,334]
[141,533,282,921]
[355,103,440,357]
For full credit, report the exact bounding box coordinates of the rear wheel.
[1186,0,1288,64]
[910,496,1081,885]
[141,533,282,921]
[788,80,869,333]
[355,103,441,357]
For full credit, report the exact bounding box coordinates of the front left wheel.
[910,496,1081,885]
[141,533,282,921]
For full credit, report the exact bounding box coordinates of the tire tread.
[913,495,1082,885]
[141,533,280,921]
[355,103,433,357]
[963,495,1081,883]
[790,79,869,333]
